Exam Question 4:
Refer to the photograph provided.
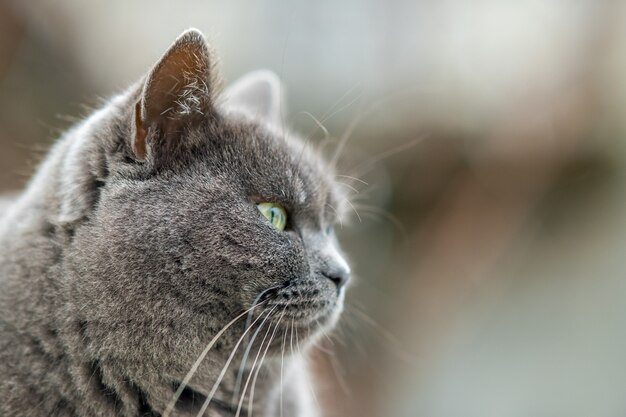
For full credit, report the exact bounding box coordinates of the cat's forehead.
[192,115,346,217]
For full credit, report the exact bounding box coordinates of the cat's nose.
[321,245,351,290]
[322,264,350,290]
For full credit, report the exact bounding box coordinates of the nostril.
[322,269,350,290]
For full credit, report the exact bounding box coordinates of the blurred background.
[2,1,626,416]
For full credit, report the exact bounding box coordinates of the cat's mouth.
[258,279,344,327]
[270,299,340,328]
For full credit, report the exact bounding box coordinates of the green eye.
[257,202,287,231]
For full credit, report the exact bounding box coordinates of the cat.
[0,29,351,417]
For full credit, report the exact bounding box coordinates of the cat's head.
[62,29,351,374]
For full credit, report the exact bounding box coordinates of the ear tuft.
[133,28,214,161]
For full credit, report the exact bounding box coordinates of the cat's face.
[95,113,350,332]
[66,30,351,373]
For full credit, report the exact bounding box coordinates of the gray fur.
[0,29,350,417]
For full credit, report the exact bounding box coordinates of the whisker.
[244,285,281,337]
[247,307,286,416]
[345,183,380,204]
[344,198,362,223]
[319,82,362,122]
[162,300,269,417]
[232,304,277,405]
[195,306,278,417]
[335,86,428,171]
[335,181,360,194]
[301,82,362,147]
[335,174,368,186]
[325,203,343,229]
[328,83,438,175]
[234,310,282,417]
[235,284,287,404]
[314,318,335,348]
[298,111,330,142]
[329,104,365,170]
[318,89,363,128]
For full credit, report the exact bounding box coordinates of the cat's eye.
[257,202,287,231]
[325,225,332,236]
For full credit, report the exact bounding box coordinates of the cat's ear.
[133,28,214,161]
[222,70,283,127]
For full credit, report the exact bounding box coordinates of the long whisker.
[195,306,278,417]
[335,174,368,186]
[247,308,285,416]
[319,82,362,122]
[293,88,364,209]
[232,305,276,405]
[162,300,269,417]
[234,310,281,417]
[232,284,293,402]
[335,181,360,194]
[327,83,440,175]
[314,319,335,348]
[244,285,281,338]
[325,203,343,229]
[344,183,380,205]
[298,111,330,142]
[317,89,363,128]
[329,105,365,170]
[234,286,284,403]
[301,82,362,146]
[343,198,362,223]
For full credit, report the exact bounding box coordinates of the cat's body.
[0,30,350,417]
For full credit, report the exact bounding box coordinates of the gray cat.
[0,29,351,417]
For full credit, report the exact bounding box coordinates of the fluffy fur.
[0,29,351,417]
